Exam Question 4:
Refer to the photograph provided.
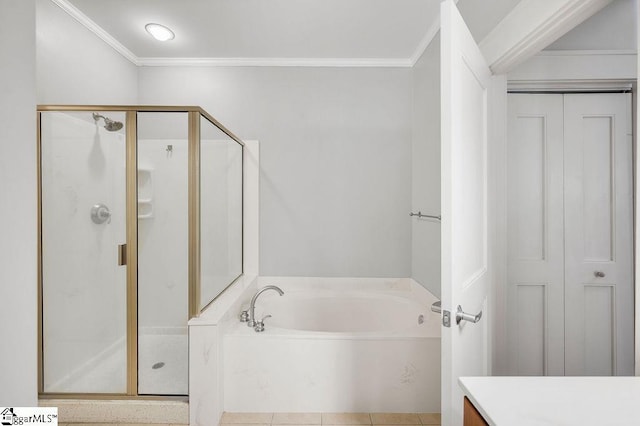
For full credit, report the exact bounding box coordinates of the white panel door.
[506,93,633,377]
[564,93,633,376]
[506,94,565,376]
[440,1,493,424]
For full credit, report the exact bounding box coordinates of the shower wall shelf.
[137,168,153,219]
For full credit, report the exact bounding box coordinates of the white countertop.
[459,376,640,426]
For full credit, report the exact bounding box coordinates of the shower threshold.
[38,398,188,424]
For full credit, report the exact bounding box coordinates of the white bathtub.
[223,277,441,413]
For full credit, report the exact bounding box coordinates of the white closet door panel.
[564,93,633,376]
[514,284,547,375]
[506,94,565,376]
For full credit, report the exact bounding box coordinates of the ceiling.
[58,0,523,65]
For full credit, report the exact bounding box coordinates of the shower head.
[93,113,123,132]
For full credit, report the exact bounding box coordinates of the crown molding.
[138,57,413,68]
[50,0,140,66]
[50,0,618,71]
[49,0,414,68]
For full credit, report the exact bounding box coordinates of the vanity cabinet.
[464,397,488,426]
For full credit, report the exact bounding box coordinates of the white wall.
[546,0,637,51]
[138,66,413,277]
[509,0,637,83]
[0,0,38,406]
[36,0,138,104]
[411,35,441,298]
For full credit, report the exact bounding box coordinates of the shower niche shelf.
[137,168,153,219]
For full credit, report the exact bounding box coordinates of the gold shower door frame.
[37,105,244,399]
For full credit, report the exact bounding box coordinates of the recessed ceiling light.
[145,23,175,41]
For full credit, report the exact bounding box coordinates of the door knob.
[594,271,606,278]
[456,305,482,325]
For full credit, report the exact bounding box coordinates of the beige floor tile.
[272,413,322,424]
[219,423,270,426]
[221,413,274,424]
[273,424,320,426]
[418,413,441,425]
[117,424,173,426]
[67,424,118,426]
[68,424,118,426]
[371,414,420,425]
[321,413,371,425]
[117,424,172,426]
[371,424,429,426]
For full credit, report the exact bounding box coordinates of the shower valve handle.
[91,204,111,224]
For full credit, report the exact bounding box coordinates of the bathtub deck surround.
[189,276,441,426]
[224,277,440,413]
[220,412,442,425]
[189,139,261,426]
[189,274,260,426]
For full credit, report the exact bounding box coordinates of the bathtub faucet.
[242,285,284,328]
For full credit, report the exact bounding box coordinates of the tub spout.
[248,285,284,327]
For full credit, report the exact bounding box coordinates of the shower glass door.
[136,112,189,395]
[41,111,127,393]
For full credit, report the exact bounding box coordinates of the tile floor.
[57,424,185,426]
[55,412,441,426]
[220,412,442,426]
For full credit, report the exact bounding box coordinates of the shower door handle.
[118,244,127,266]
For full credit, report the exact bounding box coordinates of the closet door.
[563,93,633,376]
[506,94,565,376]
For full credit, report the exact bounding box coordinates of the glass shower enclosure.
[37,106,243,397]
